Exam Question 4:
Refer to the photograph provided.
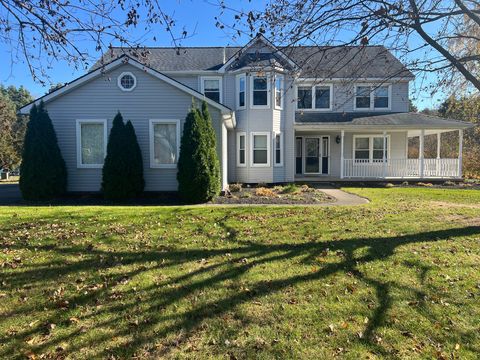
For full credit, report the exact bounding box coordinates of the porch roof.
[294,112,474,130]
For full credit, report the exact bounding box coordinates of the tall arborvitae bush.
[177,102,221,203]
[201,101,221,198]
[19,101,67,200]
[102,112,144,200]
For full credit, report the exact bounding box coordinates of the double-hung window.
[149,119,180,168]
[76,119,107,168]
[315,86,331,109]
[251,132,270,167]
[236,74,246,109]
[355,84,390,110]
[251,75,270,108]
[297,84,332,110]
[274,132,283,166]
[236,132,246,167]
[354,135,389,162]
[275,75,284,109]
[201,77,222,103]
[297,86,312,109]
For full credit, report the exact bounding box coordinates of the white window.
[250,132,270,167]
[250,75,270,108]
[117,72,137,91]
[149,119,180,168]
[274,132,283,166]
[236,132,246,167]
[353,135,389,162]
[354,84,391,110]
[76,119,107,168]
[275,75,284,109]
[296,84,333,110]
[200,77,222,103]
[236,74,246,109]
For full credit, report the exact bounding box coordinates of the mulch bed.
[212,184,335,205]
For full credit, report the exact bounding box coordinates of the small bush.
[255,187,277,197]
[385,183,395,188]
[443,180,456,186]
[401,181,409,186]
[281,183,300,194]
[417,182,433,187]
[229,183,242,192]
[300,184,314,192]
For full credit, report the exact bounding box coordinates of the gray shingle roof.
[295,112,474,128]
[92,45,413,79]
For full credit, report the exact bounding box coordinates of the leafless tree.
[214,0,480,95]
[0,0,192,84]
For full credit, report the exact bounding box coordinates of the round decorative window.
[118,72,136,91]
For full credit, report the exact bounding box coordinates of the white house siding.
[168,75,200,92]
[44,63,225,192]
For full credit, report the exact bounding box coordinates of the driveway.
[0,183,22,205]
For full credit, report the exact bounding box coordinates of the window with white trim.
[275,75,284,109]
[236,132,246,166]
[251,132,270,166]
[251,75,270,108]
[315,86,331,109]
[354,135,389,162]
[354,85,390,110]
[297,86,312,109]
[274,132,283,166]
[201,77,222,103]
[149,119,180,168]
[297,84,332,110]
[118,72,137,91]
[76,120,107,168]
[236,74,246,109]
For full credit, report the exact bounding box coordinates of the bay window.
[251,75,270,108]
[354,135,389,162]
[355,84,391,110]
[236,74,246,109]
[201,77,222,103]
[76,119,107,168]
[251,132,270,167]
[149,119,180,168]
[237,132,246,166]
[275,75,284,109]
[274,132,283,166]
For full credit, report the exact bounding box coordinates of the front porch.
[294,127,466,181]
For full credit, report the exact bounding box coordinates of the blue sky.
[0,0,443,110]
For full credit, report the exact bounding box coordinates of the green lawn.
[0,188,479,359]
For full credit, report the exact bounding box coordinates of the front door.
[305,137,320,174]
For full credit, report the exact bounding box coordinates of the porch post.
[436,132,441,177]
[458,129,463,178]
[419,129,425,178]
[340,130,345,179]
[382,130,387,178]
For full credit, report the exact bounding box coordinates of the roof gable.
[20,55,234,120]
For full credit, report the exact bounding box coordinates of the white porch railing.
[343,158,460,179]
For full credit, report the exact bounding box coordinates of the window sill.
[150,164,177,169]
[77,164,103,169]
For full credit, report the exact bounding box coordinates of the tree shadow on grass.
[1,218,480,358]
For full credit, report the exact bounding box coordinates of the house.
[19,34,473,192]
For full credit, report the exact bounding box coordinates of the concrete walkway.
[319,188,369,206]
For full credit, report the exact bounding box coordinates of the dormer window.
[201,77,222,103]
[251,75,270,108]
